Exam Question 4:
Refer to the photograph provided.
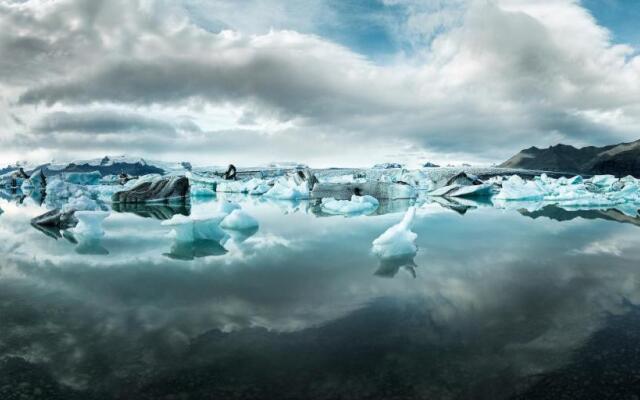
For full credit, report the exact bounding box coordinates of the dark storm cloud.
[0,0,639,165]
[18,54,397,122]
[33,110,182,135]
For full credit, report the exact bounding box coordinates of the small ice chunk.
[71,211,109,238]
[220,209,259,230]
[322,195,379,215]
[589,175,617,188]
[190,186,216,197]
[163,210,229,242]
[372,207,417,258]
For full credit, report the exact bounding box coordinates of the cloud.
[1,0,640,166]
[33,110,184,135]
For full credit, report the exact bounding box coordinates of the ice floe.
[372,207,418,258]
[162,214,228,242]
[492,174,640,215]
[190,186,216,197]
[263,177,310,200]
[220,209,260,230]
[71,210,110,238]
[321,195,379,215]
[162,200,257,244]
[216,178,272,195]
[65,171,102,185]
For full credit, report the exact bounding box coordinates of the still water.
[1,194,640,399]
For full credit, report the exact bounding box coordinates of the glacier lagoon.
[1,193,640,399]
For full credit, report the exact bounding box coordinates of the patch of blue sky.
[582,0,640,50]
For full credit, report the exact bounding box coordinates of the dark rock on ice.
[112,176,190,203]
[224,164,237,180]
[31,208,78,229]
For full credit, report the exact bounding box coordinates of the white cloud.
[0,0,639,166]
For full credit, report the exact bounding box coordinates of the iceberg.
[65,171,102,185]
[71,211,110,238]
[162,214,228,242]
[429,183,493,198]
[220,209,259,230]
[215,177,271,195]
[373,163,403,169]
[491,174,640,211]
[263,177,310,200]
[190,186,216,197]
[589,174,618,189]
[372,207,418,258]
[494,175,545,201]
[162,203,233,242]
[45,175,107,210]
[249,183,271,195]
[321,195,379,215]
[63,193,100,212]
[216,180,248,193]
[319,174,367,184]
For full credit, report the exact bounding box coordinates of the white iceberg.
[372,207,418,258]
[162,200,246,242]
[63,193,100,212]
[263,177,310,200]
[216,180,248,193]
[65,171,102,185]
[220,209,259,230]
[71,211,110,238]
[190,186,216,197]
[494,175,545,201]
[319,174,367,184]
[491,173,640,211]
[248,181,272,195]
[162,214,228,242]
[589,174,618,189]
[321,195,379,215]
[215,178,271,195]
[46,175,109,210]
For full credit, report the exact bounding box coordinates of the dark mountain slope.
[500,140,640,177]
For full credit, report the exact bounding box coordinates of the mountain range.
[500,139,640,177]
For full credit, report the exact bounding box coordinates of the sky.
[1,0,639,168]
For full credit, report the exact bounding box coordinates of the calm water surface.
[1,194,640,399]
